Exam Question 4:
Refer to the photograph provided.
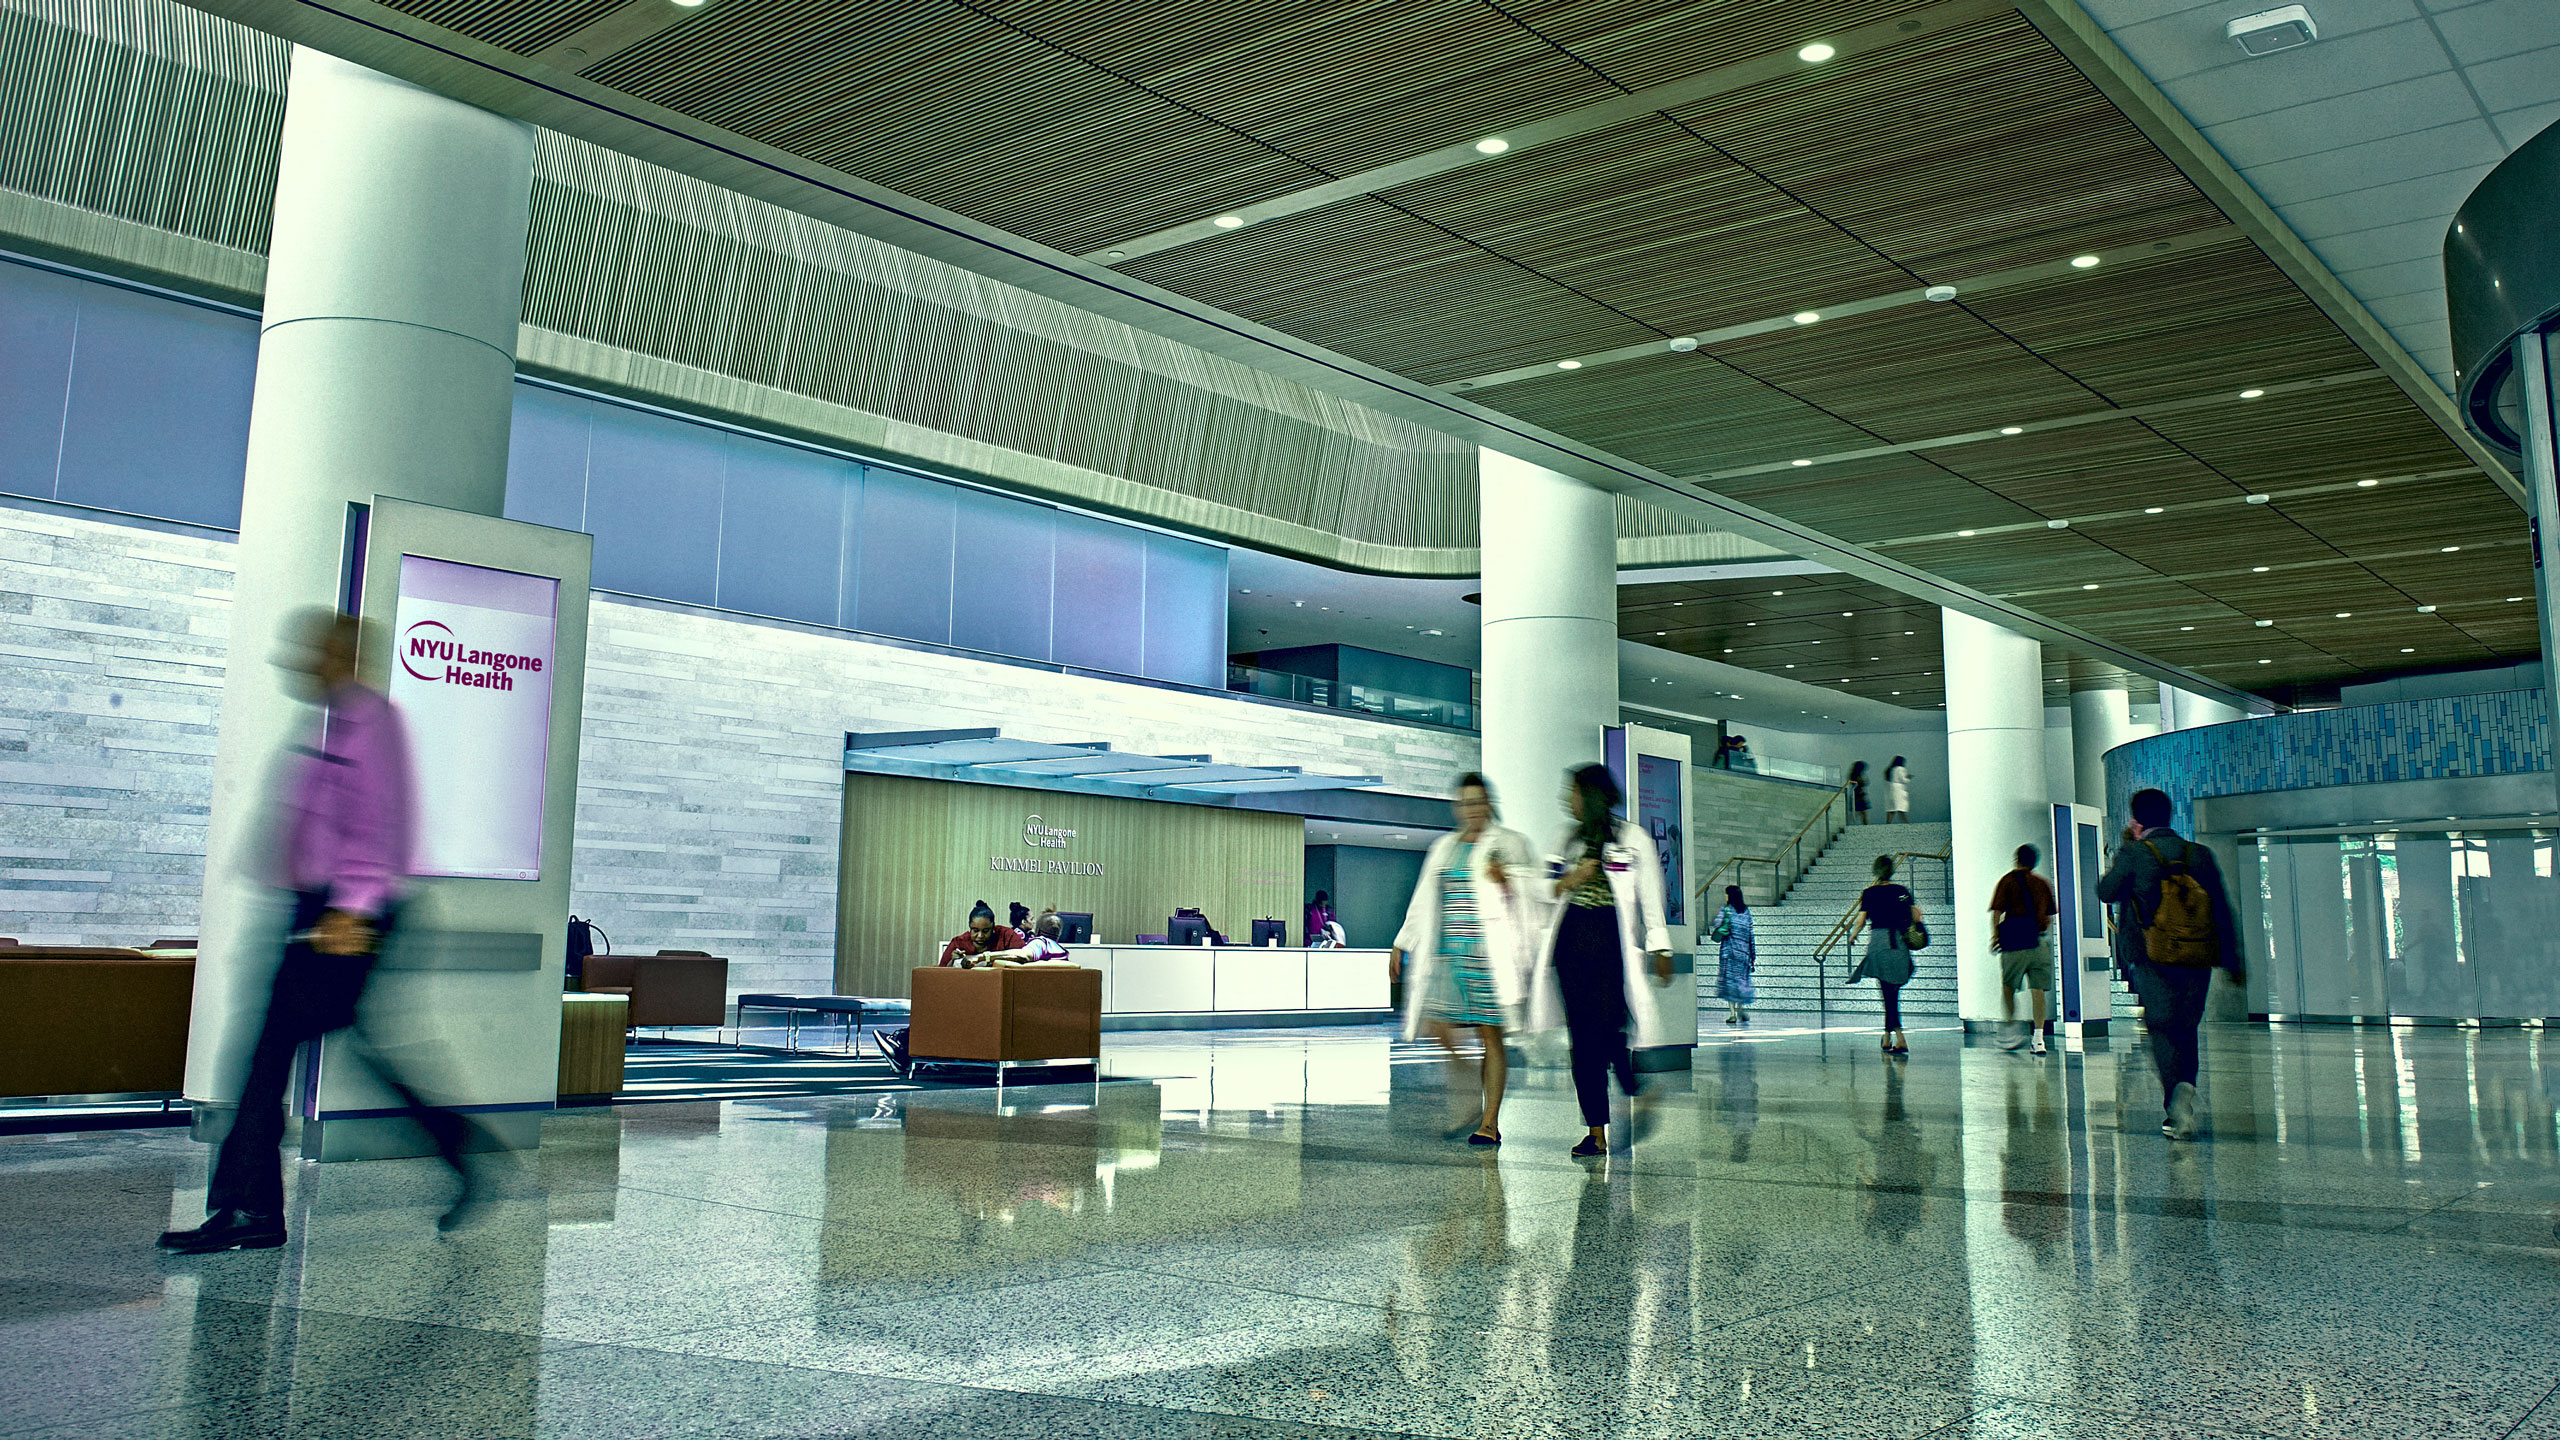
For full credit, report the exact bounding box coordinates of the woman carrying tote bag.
[1712,884,1755,1026]
[1847,854,1925,1055]
[1392,772,1537,1146]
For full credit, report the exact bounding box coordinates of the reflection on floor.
[7,1023,2560,1438]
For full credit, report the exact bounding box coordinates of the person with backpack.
[2095,787,2244,1140]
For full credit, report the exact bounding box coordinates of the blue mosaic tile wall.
[2103,690,2549,834]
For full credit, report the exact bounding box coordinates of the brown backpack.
[2139,840,2219,967]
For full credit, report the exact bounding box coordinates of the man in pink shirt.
[161,610,472,1253]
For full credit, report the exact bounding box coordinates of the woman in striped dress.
[1393,772,1536,1146]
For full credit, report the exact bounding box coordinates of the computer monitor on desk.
[1054,912,1093,944]
[1167,915,1211,947]
[1250,918,1287,947]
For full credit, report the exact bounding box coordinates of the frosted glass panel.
[1051,510,1144,675]
[1141,532,1226,687]
[950,488,1054,659]
[718,439,852,626]
[54,282,254,528]
[852,465,954,644]
[585,406,727,605]
[503,387,593,533]
[0,260,79,501]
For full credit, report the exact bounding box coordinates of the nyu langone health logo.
[400,619,544,693]
[1023,816,1077,849]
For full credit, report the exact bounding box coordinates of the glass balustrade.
[1226,664,1476,731]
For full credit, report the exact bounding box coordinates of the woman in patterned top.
[1541,764,1674,1160]
[1393,773,1536,1146]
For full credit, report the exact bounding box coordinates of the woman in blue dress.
[1713,884,1756,1025]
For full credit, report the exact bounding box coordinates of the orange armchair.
[579,951,729,1027]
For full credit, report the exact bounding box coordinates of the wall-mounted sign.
[386,553,560,880]
[991,855,1105,875]
[1024,816,1077,849]
[1638,752,1686,927]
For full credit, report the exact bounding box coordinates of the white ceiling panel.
[2083,0,2560,390]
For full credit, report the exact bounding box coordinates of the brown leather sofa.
[908,966,1101,1066]
[578,951,728,1027]
[0,947,195,1097]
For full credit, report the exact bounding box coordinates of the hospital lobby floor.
[5,1021,2559,1439]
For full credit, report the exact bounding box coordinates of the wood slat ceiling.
[363,0,2530,707]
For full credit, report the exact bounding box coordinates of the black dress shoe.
[1569,1136,1606,1159]
[158,1209,286,1254]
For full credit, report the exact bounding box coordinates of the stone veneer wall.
[0,505,1478,995]
[2102,691,2548,835]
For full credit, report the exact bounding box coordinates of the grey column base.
[300,1108,545,1162]
[188,1102,235,1145]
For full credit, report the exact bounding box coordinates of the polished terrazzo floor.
[6,1021,2559,1439]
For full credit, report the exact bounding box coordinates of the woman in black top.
[1850,855,1922,1055]
[1848,761,1870,825]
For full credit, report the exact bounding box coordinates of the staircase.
[1722,821,1959,1019]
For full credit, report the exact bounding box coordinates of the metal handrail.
[1695,782,1855,912]
[1694,854,1781,906]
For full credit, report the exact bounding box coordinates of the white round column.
[2068,659,2135,810]
[1942,609,2050,1025]
[1477,448,1617,834]
[186,49,535,1108]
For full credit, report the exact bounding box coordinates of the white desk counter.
[1062,945,1392,1029]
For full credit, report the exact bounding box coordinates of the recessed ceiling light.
[2047,519,2070,530]
[2246,494,2271,504]
[1791,458,1813,467]
[1772,590,1785,596]
[1798,42,1836,62]
[2145,506,2165,514]
[1841,610,1854,617]
[1667,336,1699,352]
[1212,214,1245,228]
[1957,529,1976,537]
[1556,359,1582,370]
[670,0,706,7]
[1474,137,1510,154]
[1792,311,1821,325]
[2254,619,2273,627]
[2082,583,2100,590]
[1106,249,1126,259]
[1923,284,1959,302]
[1892,691,1902,695]
[2069,254,2102,269]
[2252,565,2270,573]
[2356,479,2380,488]
[1785,664,1796,669]
[1810,639,1822,645]
[1656,631,1668,636]
[1999,426,2024,436]
[1723,648,1734,653]
[2257,658,2271,664]
[2334,611,2352,619]
[1746,621,1757,626]
[1904,630,1914,635]
[2401,647,2416,653]
[2180,625,2195,631]
[2510,596,2527,602]
[2441,545,2460,553]
[2415,605,2435,614]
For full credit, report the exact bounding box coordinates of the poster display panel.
[1638,752,1686,926]
[385,553,560,880]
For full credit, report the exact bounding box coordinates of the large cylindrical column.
[1478,448,1618,833]
[186,50,535,1108]
[2068,659,2135,810]
[1942,609,2049,1025]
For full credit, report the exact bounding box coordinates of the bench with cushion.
[734,994,912,1054]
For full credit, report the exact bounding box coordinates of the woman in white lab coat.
[1537,763,1674,1159]
[1392,772,1537,1146]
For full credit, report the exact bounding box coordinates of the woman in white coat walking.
[1543,764,1674,1159]
[1883,755,1912,823]
[1392,772,1537,1146]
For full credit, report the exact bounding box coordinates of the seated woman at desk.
[939,900,1023,967]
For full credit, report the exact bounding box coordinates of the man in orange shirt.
[1990,844,2058,1056]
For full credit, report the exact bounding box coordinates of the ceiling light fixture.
[2252,565,2270,572]
[1474,136,1510,154]
[1772,590,1785,596]
[2239,388,2265,399]
[2144,506,2165,514]
[2415,605,2436,614]
[1792,311,1821,325]
[2334,611,2352,619]
[1791,458,1813,467]
[2082,583,2101,590]
[2068,254,2101,269]
[2441,545,2460,553]
[1667,336,1699,352]
[2180,625,2195,631]
[2047,519,2070,530]
[2246,494,2271,504]
[1923,284,1958,302]
[2356,479,2380,488]
[1798,41,1836,62]
[1999,425,2024,435]
[2254,619,2273,627]
[2228,4,2317,56]
[1212,214,1245,229]
[2401,647,2416,653]
[1556,359,1582,370]
[2510,597,2528,602]
[2257,658,2272,664]
[1957,529,1976,537]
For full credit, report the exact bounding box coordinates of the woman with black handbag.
[1848,855,1925,1055]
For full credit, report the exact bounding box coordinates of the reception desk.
[1063,945,1391,1030]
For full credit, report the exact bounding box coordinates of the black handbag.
[1905,919,1930,951]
